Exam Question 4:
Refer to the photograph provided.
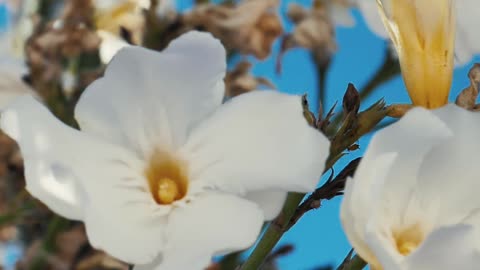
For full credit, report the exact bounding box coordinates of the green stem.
[240,193,304,270]
[313,53,331,112]
[343,255,367,270]
[240,151,351,270]
[219,251,242,270]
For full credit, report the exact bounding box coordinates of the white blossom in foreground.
[0,31,329,269]
[355,0,480,65]
[341,105,480,270]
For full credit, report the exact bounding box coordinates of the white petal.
[455,0,480,64]
[245,190,287,220]
[341,153,397,268]
[1,96,168,264]
[84,197,168,265]
[0,57,38,109]
[403,224,480,270]
[0,96,89,219]
[360,108,452,227]
[355,0,389,38]
[75,31,226,157]
[341,108,453,267]
[135,193,264,270]
[182,90,330,195]
[415,105,480,226]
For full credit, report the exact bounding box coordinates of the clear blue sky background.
[1,1,478,269]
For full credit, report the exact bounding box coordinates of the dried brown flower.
[183,0,283,59]
[280,2,336,67]
[225,61,275,97]
[455,63,480,110]
[26,0,100,90]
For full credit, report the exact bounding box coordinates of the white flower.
[341,104,480,270]
[355,0,480,65]
[0,31,329,269]
[95,0,173,15]
[97,30,130,64]
[0,0,39,108]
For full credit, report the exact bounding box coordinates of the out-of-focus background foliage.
[0,0,477,269]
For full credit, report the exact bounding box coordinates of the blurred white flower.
[326,0,356,27]
[0,31,329,269]
[97,30,130,64]
[95,0,173,15]
[0,69,33,109]
[94,0,174,45]
[0,0,39,108]
[341,105,480,270]
[1,0,36,57]
[355,0,480,65]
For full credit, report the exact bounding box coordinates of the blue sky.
[1,1,478,269]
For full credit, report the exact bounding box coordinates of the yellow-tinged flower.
[341,105,480,269]
[94,0,145,45]
[376,0,455,109]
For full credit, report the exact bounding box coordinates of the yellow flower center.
[393,224,424,256]
[156,178,180,205]
[360,224,426,270]
[145,151,188,205]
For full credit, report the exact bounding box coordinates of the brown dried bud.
[301,94,317,127]
[386,104,414,118]
[455,63,480,110]
[183,0,283,59]
[343,83,360,115]
[280,3,336,67]
[225,61,275,97]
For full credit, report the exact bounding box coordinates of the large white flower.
[341,104,480,270]
[0,31,329,269]
[355,0,480,65]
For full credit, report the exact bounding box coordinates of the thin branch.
[288,158,361,229]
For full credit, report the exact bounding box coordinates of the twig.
[287,158,361,229]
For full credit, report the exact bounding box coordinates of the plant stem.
[239,193,304,270]
[219,251,242,270]
[240,148,363,270]
[313,53,331,112]
[240,102,386,270]
[343,255,367,270]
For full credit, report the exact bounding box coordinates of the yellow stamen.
[145,151,188,205]
[393,224,424,256]
[377,0,455,109]
[157,178,180,205]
